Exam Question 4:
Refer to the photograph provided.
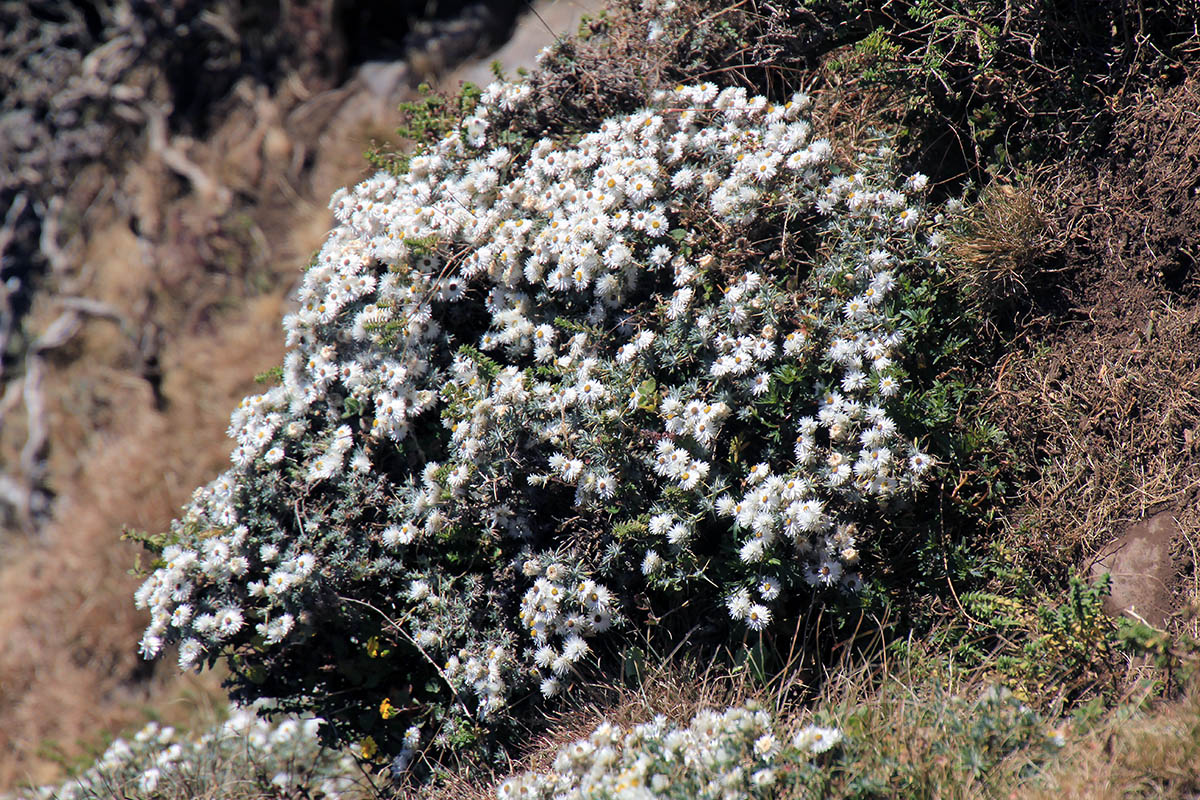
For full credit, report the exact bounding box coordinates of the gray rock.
[1089,510,1179,628]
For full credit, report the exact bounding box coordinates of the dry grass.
[978,82,1200,639]
[0,292,288,788]
[417,649,768,800]
[947,182,1052,308]
[987,295,1200,590]
[805,660,1045,800]
[419,628,1065,800]
[1022,680,1200,800]
[412,629,1200,800]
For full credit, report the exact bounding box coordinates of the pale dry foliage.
[773,635,1043,800]
[1022,679,1200,800]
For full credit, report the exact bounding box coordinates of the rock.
[1089,510,1180,628]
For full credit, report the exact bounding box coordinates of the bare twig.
[20,354,47,482]
[145,104,233,212]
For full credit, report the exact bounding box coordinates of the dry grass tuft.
[804,660,1047,800]
[947,181,1051,308]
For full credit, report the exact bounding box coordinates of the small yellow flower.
[360,736,378,760]
[380,698,396,720]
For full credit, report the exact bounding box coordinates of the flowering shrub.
[16,708,363,800]
[133,71,950,763]
[498,705,842,800]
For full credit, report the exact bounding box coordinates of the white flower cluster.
[135,68,948,745]
[133,526,315,665]
[792,723,843,755]
[497,705,844,800]
[518,556,616,698]
[15,709,361,800]
[441,641,516,721]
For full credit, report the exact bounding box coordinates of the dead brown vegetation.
[947,182,1052,309]
[1023,679,1200,800]
[984,74,1200,634]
